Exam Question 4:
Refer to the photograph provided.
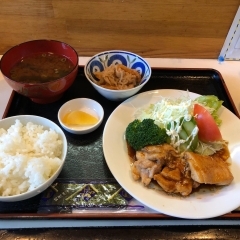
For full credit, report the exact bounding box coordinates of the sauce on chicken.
[128,143,233,197]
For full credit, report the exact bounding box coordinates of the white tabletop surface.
[1,56,240,119]
[0,56,240,228]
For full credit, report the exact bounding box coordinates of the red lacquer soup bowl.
[0,40,79,104]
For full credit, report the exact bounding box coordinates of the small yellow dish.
[58,98,104,134]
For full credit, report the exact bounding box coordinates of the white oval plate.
[103,89,240,219]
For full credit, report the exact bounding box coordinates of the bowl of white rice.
[0,115,67,202]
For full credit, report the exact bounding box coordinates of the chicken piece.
[161,167,181,181]
[131,144,178,186]
[154,173,177,193]
[183,151,234,185]
[131,164,141,181]
[192,181,200,189]
[146,145,196,196]
[140,144,179,161]
[135,151,166,168]
[154,170,193,196]
[131,164,151,186]
[131,158,163,186]
[175,178,193,196]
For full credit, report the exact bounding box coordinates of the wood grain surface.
[0,0,239,58]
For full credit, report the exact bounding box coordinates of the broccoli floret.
[125,119,167,151]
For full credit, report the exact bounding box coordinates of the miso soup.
[10,52,75,83]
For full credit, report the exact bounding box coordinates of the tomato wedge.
[193,104,222,142]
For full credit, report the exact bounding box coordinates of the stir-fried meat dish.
[93,64,141,90]
[130,143,233,196]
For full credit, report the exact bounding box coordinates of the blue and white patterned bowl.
[84,50,151,101]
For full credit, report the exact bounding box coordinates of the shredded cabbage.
[135,95,193,129]
[195,141,225,156]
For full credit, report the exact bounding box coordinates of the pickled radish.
[63,110,98,125]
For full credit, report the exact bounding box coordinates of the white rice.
[0,119,63,196]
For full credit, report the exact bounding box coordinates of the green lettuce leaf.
[194,95,223,126]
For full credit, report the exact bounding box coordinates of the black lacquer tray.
[1,67,240,220]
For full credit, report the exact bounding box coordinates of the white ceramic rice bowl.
[0,115,67,202]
